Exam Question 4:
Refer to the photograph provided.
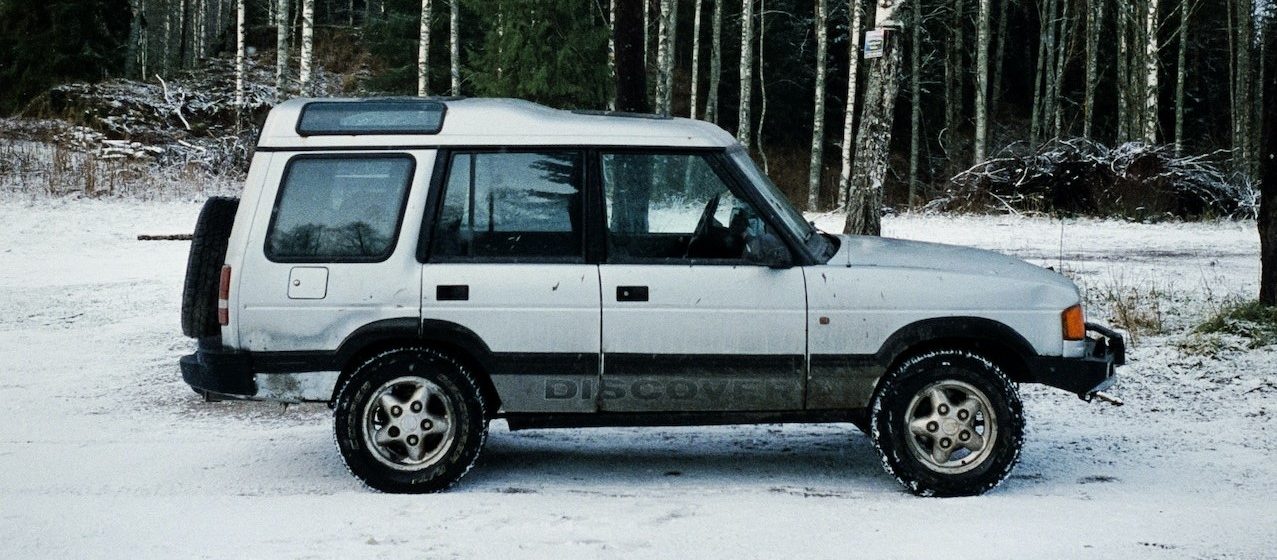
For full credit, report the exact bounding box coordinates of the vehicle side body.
[184,98,1120,423]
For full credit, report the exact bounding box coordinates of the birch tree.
[909,0,922,205]
[655,0,677,115]
[1174,0,1191,153]
[418,0,433,96]
[235,0,245,108]
[1117,0,1130,141]
[807,0,829,210]
[974,0,991,164]
[450,0,461,95]
[705,0,723,122]
[755,0,769,170]
[845,17,906,236]
[690,0,704,119]
[737,0,755,147]
[1143,0,1161,144]
[299,0,314,95]
[276,0,289,99]
[836,0,864,209]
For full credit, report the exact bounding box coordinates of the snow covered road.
[1,200,1273,559]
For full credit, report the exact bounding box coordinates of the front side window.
[431,151,585,260]
[602,152,774,262]
[266,155,414,261]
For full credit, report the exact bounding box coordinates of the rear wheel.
[333,348,487,493]
[870,349,1023,497]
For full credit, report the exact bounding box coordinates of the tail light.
[217,265,231,326]
[1062,304,1085,341]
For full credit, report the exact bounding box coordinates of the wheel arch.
[874,317,1037,385]
[332,318,502,415]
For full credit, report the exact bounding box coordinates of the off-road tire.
[333,347,488,493]
[180,196,239,338]
[870,349,1024,497]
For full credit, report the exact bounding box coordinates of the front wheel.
[870,349,1024,497]
[333,348,487,493]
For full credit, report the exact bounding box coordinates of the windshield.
[728,146,814,241]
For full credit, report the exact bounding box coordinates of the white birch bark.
[235,0,245,108]
[656,0,675,115]
[1117,0,1130,141]
[609,0,617,110]
[1174,0,1189,153]
[705,0,723,122]
[418,0,433,96]
[276,0,289,99]
[836,0,863,209]
[450,0,461,95]
[755,0,768,171]
[909,0,922,206]
[1143,0,1160,144]
[1051,0,1070,136]
[807,0,829,210]
[974,0,991,164]
[299,0,314,95]
[737,0,755,147]
[845,18,905,236]
[690,0,703,119]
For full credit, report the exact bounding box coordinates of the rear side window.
[297,100,445,135]
[266,155,414,262]
[430,151,584,261]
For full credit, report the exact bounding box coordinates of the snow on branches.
[938,138,1258,220]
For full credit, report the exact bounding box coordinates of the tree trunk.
[1051,0,1070,137]
[656,0,675,115]
[1084,0,1104,140]
[1260,12,1276,305]
[705,0,723,122]
[163,0,173,76]
[609,0,619,110]
[836,0,864,209]
[1117,0,1130,141]
[1233,0,1254,179]
[299,0,314,95]
[276,0,290,99]
[944,0,964,165]
[1174,0,1189,153]
[418,0,432,96]
[755,0,768,170]
[991,0,1008,110]
[845,25,904,236]
[737,0,755,147]
[450,0,460,95]
[909,0,922,206]
[235,0,245,108]
[615,0,651,113]
[974,0,991,164]
[1030,0,1050,146]
[1143,0,1160,144]
[129,0,142,77]
[806,0,829,210]
[690,0,704,119]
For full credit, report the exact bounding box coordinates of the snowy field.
[1,199,1274,559]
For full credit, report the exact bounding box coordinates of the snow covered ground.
[1,199,1274,559]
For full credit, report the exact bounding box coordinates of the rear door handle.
[616,286,648,302]
[436,285,469,301]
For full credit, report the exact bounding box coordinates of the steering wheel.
[685,193,722,257]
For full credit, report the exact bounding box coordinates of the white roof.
[257,97,738,149]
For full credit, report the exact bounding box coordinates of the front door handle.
[616,286,649,302]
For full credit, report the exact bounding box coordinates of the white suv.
[180,98,1124,496]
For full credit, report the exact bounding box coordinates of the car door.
[235,151,427,368]
[596,150,808,413]
[420,149,601,414]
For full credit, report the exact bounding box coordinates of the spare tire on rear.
[181,196,240,338]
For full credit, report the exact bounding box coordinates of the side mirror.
[744,233,793,269]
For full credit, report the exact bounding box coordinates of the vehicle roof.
[257,97,739,149]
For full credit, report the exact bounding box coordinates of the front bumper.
[1028,322,1126,398]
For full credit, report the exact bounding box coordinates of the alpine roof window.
[298,100,446,136]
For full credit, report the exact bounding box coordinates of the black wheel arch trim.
[872,316,1038,370]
